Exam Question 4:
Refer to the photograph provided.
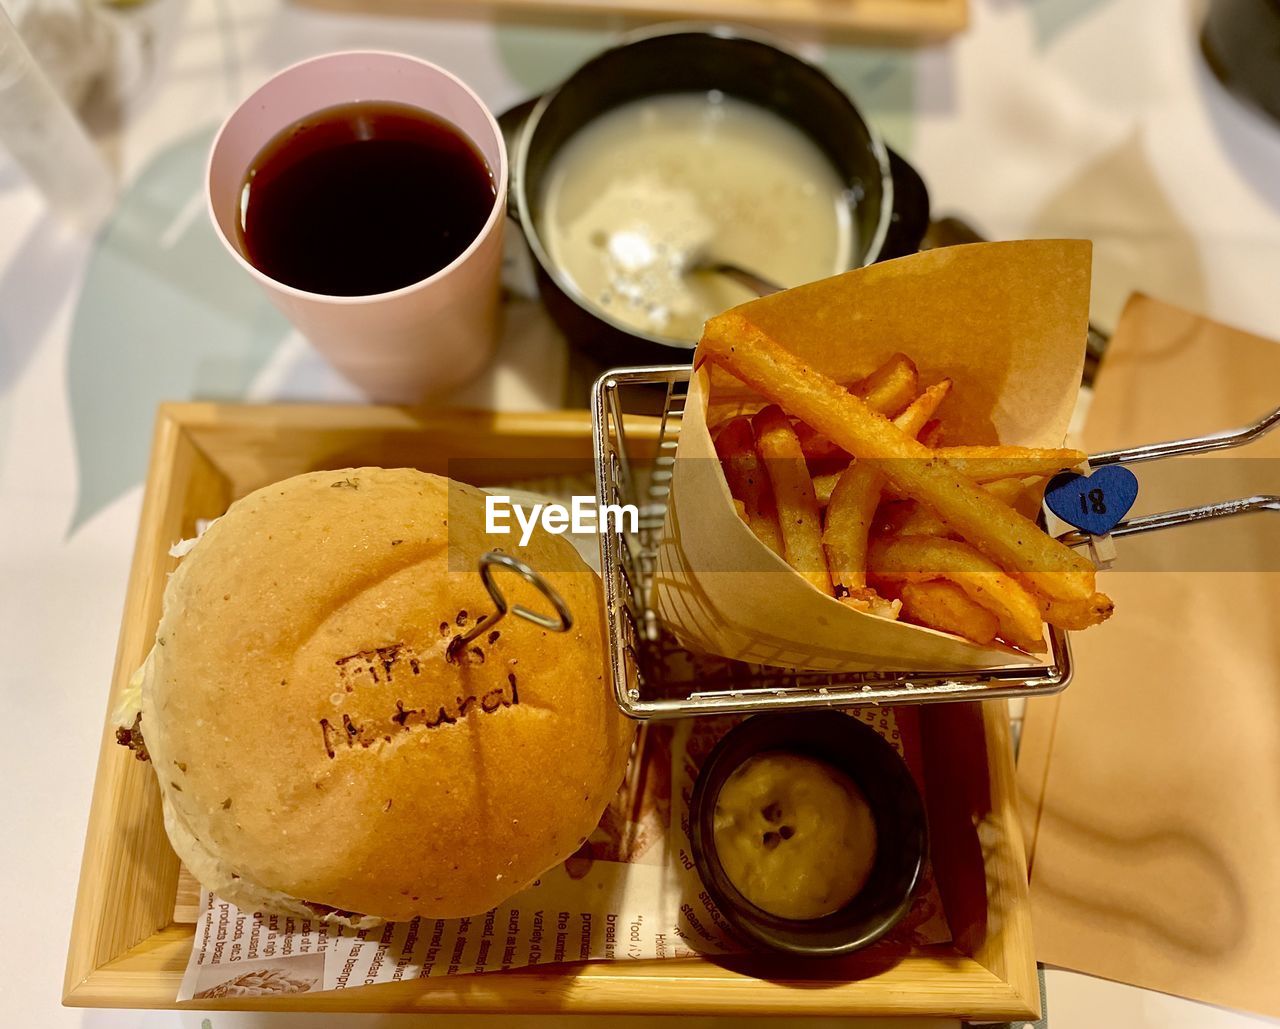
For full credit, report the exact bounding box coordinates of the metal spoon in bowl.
[685,256,783,298]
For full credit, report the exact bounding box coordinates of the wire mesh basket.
[591,365,1278,720]
[591,365,1079,719]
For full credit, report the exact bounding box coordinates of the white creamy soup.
[538,92,855,342]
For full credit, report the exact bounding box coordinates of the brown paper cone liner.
[652,239,1092,672]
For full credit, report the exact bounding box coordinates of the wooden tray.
[64,402,1036,1018]
[298,0,968,42]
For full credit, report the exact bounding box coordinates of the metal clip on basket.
[592,366,1279,720]
[1056,404,1279,546]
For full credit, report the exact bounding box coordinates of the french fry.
[752,405,832,594]
[698,314,1108,619]
[1037,592,1117,630]
[822,386,954,493]
[889,474,1044,538]
[854,353,919,417]
[824,464,880,594]
[982,476,1048,520]
[813,471,842,507]
[798,355,924,462]
[981,477,1030,505]
[883,474,1046,517]
[795,422,848,465]
[868,535,1046,651]
[892,502,952,538]
[918,419,943,448]
[821,379,953,605]
[899,581,1000,646]
[713,418,783,557]
[895,380,952,437]
[935,446,1085,483]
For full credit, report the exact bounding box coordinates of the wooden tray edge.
[295,0,970,42]
[63,402,1035,1019]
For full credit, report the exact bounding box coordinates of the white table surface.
[2,0,1279,1026]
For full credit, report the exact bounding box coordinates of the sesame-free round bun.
[135,468,633,925]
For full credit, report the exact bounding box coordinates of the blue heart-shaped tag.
[1044,465,1139,536]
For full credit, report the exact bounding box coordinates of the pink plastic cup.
[207,51,507,403]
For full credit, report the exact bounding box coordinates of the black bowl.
[689,710,927,956]
[1202,0,1280,126]
[500,25,930,369]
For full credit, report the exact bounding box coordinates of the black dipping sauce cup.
[689,710,927,957]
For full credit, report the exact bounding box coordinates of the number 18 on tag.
[1044,466,1140,537]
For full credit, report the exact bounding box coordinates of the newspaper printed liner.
[652,239,1092,672]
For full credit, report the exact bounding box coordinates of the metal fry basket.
[591,365,1279,720]
[591,366,1064,719]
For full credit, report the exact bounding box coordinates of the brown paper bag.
[653,240,1092,672]
[1017,294,1280,1018]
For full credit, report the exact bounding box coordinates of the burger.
[114,468,634,927]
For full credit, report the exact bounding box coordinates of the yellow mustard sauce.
[712,752,877,920]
